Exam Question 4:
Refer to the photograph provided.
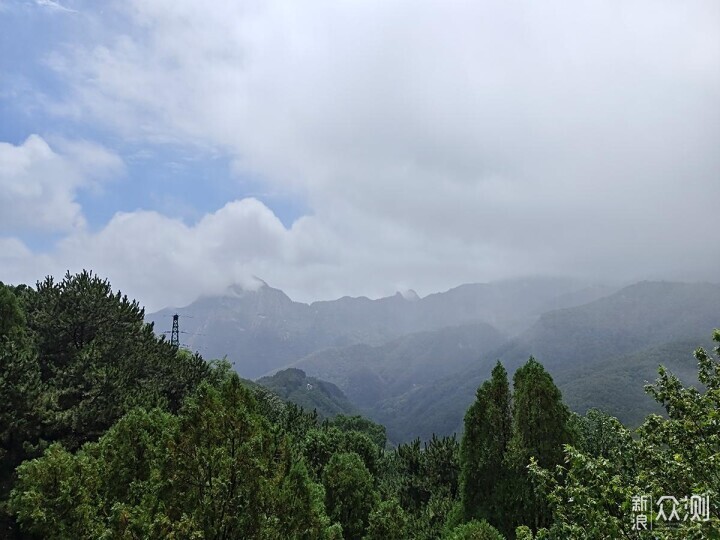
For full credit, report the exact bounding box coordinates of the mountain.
[148,276,612,378]
[492,281,720,372]
[555,338,708,427]
[362,282,720,442]
[281,322,507,409]
[255,368,358,418]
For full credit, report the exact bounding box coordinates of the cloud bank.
[1,0,719,310]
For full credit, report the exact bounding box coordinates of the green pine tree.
[460,361,512,529]
[506,357,571,533]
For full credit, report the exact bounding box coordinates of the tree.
[530,330,720,538]
[364,498,408,539]
[460,361,512,528]
[444,519,505,540]
[0,283,24,340]
[302,426,380,480]
[22,271,210,451]
[331,415,387,449]
[323,452,378,539]
[505,357,570,532]
[10,376,333,539]
[9,408,178,539]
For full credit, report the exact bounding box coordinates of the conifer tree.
[322,452,378,539]
[506,357,570,532]
[459,361,512,528]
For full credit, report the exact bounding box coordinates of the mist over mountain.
[370,282,720,441]
[282,322,507,409]
[148,276,613,379]
[148,278,718,442]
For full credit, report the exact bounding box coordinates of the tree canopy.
[1,271,717,539]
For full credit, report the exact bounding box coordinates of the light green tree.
[530,330,720,538]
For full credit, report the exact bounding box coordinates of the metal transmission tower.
[170,314,180,347]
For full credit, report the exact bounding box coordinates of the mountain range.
[148,278,720,442]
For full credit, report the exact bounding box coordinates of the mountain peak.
[397,289,420,301]
[226,276,269,296]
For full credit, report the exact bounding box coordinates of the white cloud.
[34,0,76,13]
[32,198,337,309]
[0,135,123,234]
[2,0,718,308]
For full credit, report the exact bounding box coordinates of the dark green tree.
[444,519,505,539]
[323,452,378,539]
[396,438,429,513]
[460,361,512,528]
[302,425,380,480]
[364,498,409,539]
[10,376,332,539]
[330,414,387,448]
[506,357,571,533]
[13,271,210,452]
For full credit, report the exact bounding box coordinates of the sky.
[1,0,719,311]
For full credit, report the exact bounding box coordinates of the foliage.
[10,376,332,539]
[364,498,408,539]
[330,414,388,449]
[460,361,512,527]
[0,273,211,535]
[530,330,720,538]
[322,452,378,540]
[301,425,381,480]
[444,519,505,539]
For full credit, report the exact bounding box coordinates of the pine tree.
[459,361,512,529]
[322,452,377,539]
[506,357,570,532]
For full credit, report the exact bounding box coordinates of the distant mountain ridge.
[366,281,720,441]
[148,276,613,378]
[148,278,719,443]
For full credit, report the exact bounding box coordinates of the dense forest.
[1,271,718,538]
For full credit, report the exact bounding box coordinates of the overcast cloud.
[0,0,718,310]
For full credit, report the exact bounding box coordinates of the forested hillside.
[1,273,718,538]
[255,367,359,418]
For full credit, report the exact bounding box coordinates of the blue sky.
[0,0,306,238]
[1,0,718,311]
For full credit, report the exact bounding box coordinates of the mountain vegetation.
[1,272,718,538]
[255,367,359,418]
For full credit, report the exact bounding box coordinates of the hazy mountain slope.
[282,322,507,409]
[556,337,709,427]
[149,284,330,378]
[417,280,615,335]
[492,281,720,372]
[365,282,720,442]
[373,338,710,443]
[148,277,612,378]
[255,368,358,418]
